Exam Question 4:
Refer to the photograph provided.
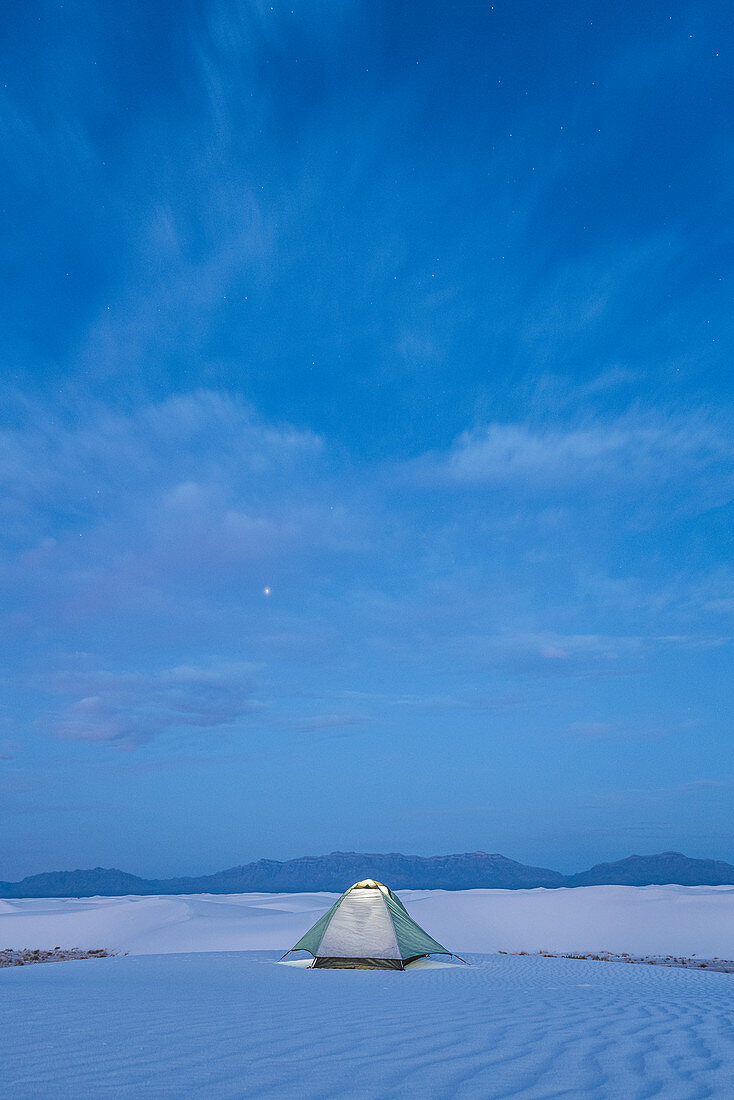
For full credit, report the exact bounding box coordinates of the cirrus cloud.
[410,406,733,513]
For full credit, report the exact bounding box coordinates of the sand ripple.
[2,952,734,1097]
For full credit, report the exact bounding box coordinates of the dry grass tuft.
[0,948,119,968]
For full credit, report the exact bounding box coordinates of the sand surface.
[3,887,734,1097]
[3,950,734,1098]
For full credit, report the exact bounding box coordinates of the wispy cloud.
[47,660,259,750]
[0,389,341,629]
[2,388,322,515]
[584,777,731,807]
[296,713,364,738]
[564,718,703,743]
[447,630,724,672]
[412,407,733,507]
[394,693,523,712]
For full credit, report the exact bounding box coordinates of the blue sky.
[1,0,732,879]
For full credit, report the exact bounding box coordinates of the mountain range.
[2,850,734,898]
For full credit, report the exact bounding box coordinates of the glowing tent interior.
[281,879,463,969]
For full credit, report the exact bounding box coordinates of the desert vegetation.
[1,948,116,968]
[497,950,734,973]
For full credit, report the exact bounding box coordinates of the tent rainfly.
[281,878,462,969]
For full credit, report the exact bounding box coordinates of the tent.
[281,878,461,969]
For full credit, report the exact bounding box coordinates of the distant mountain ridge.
[1,850,733,899]
[566,851,734,888]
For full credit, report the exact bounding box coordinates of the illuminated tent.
[282,879,458,970]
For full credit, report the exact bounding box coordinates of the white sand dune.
[410,884,734,958]
[2,884,734,958]
[3,950,734,1098]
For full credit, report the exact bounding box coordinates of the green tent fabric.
[283,879,458,970]
[288,898,341,958]
[382,891,449,960]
